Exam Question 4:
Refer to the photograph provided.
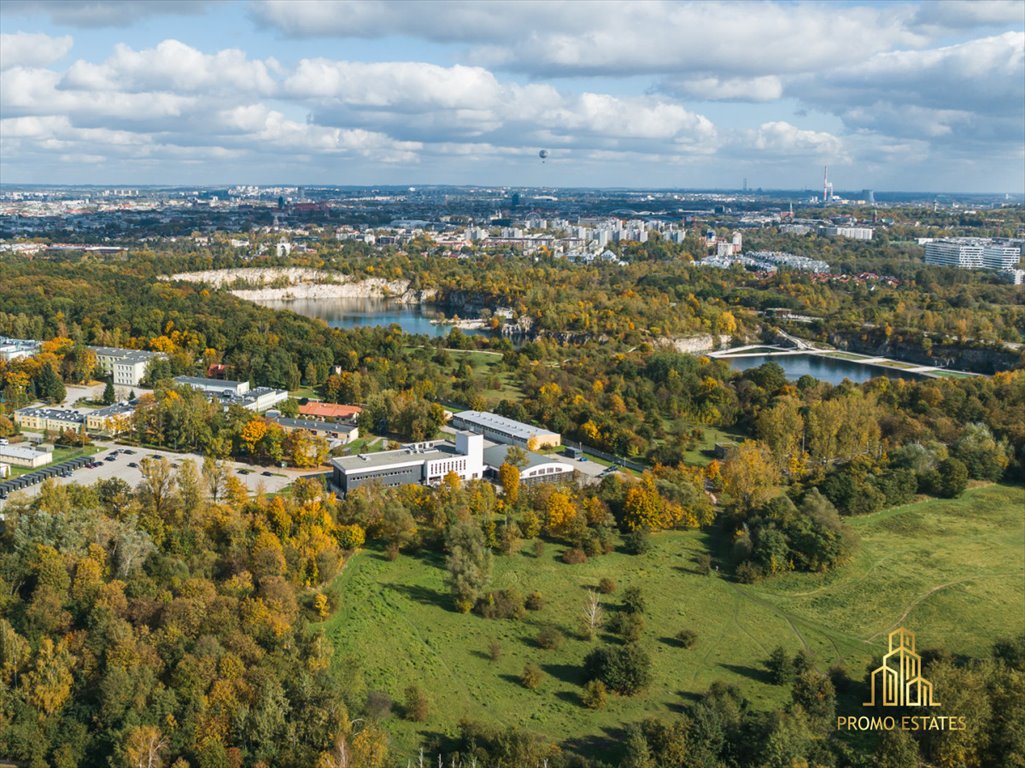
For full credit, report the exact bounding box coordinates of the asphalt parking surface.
[0,443,321,509]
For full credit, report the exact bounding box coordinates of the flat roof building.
[174,376,250,397]
[450,410,560,449]
[86,402,136,437]
[0,337,41,362]
[90,346,164,386]
[331,431,483,495]
[14,407,86,434]
[0,443,52,468]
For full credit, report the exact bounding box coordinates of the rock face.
[166,268,435,304]
[660,334,733,354]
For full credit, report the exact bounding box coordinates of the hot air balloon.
[538,149,549,163]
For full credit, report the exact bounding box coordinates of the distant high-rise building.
[863,189,875,204]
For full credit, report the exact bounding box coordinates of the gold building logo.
[865,627,940,708]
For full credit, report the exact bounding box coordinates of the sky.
[0,0,1023,192]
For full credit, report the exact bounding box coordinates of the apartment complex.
[924,239,1023,271]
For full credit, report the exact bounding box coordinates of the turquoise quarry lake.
[723,353,923,385]
[252,296,484,337]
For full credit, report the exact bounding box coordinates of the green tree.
[102,379,116,405]
[445,522,492,613]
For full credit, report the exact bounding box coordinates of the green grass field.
[320,483,1025,758]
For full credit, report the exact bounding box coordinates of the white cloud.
[795,32,1025,146]
[747,121,847,160]
[60,40,278,95]
[254,0,925,80]
[660,75,784,102]
[0,32,74,70]
[1,0,212,28]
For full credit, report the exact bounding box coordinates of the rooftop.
[453,410,559,440]
[482,444,569,471]
[15,407,85,422]
[175,376,247,389]
[331,440,463,472]
[299,402,363,419]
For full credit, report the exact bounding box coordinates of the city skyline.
[1,0,1023,192]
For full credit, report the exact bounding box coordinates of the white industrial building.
[451,410,561,449]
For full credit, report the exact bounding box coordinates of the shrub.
[532,540,545,558]
[403,685,430,722]
[562,548,588,565]
[478,589,526,620]
[735,561,764,584]
[521,511,542,539]
[695,553,712,575]
[609,612,644,643]
[584,643,652,695]
[525,591,544,611]
[622,586,646,614]
[336,524,366,550]
[537,626,563,651]
[488,640,502,661]
[794,649,815,675]
[623,528,651,555]
[366,690,393,719]
[598,577,617,594]
[582,680,608,710]
[521,663,544,690]
[676,629,698,649]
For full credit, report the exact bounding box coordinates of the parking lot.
[0,443,321,508]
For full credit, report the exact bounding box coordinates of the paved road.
[0,442,322,509]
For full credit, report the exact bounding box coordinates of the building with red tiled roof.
[298,402,362,421]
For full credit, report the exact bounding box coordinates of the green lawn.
[319,482,1025,759]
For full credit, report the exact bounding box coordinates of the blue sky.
[1,0,1022,191]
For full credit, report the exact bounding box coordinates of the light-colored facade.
[0,444,52,468]
[822,226,873,241]
[174,376,250,397]
[90,346,163,386]
[86,402,136,437]
[14,407,86,433]
[924,239,1022,272]
[331,431,484,494]
[451,410,561,449]
[483,445,575,485]
[0,337,41,362]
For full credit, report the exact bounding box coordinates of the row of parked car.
[0,456,93,500]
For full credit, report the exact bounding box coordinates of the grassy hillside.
[320,482,1025,758]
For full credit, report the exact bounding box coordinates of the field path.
[867,572,1016,641]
